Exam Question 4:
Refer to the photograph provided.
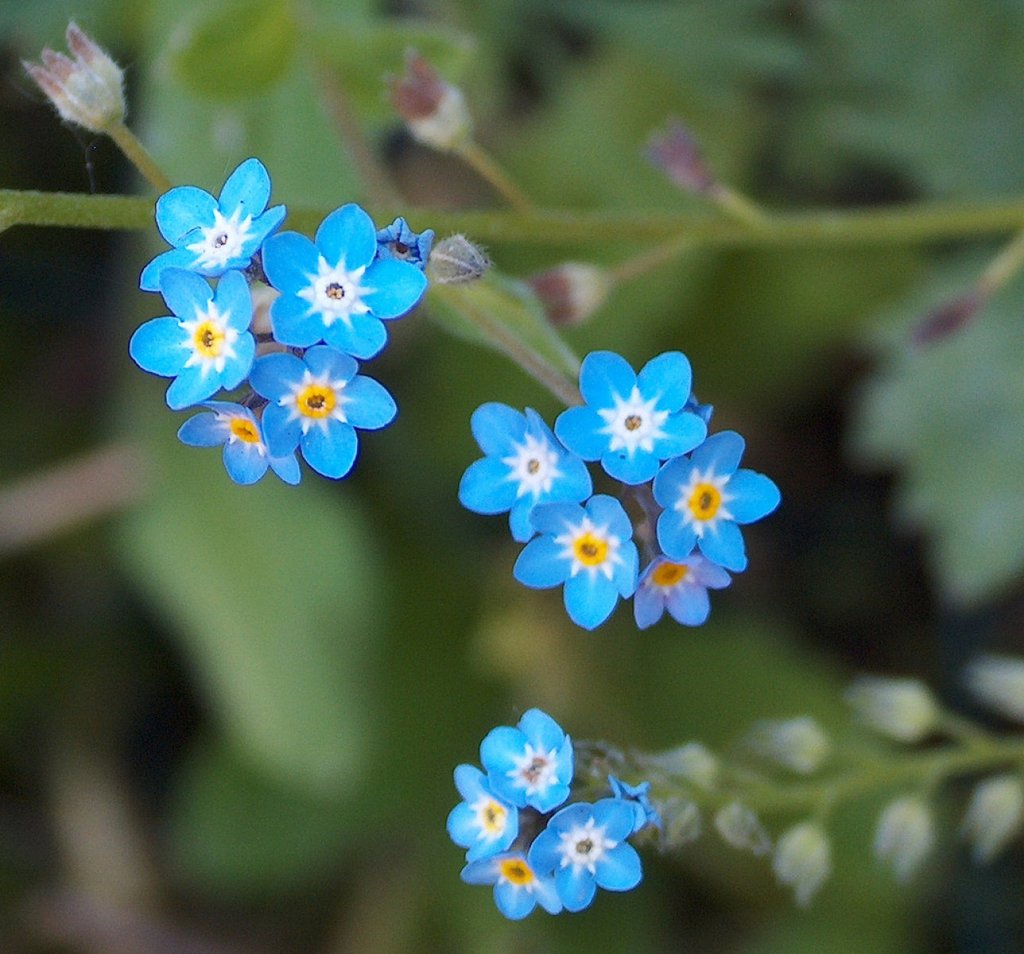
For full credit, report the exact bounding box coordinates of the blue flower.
[129,269,255,410]
[140,158,286,291]
[375,216,434,269]
[633,554,731,629]
[177,401,300,486]
[653,430,781,572]
[458,404,592,542]
[480,708,573,813]
[514,495,639,630]
[527,799,643,912]
[447,764,519,862]
[555,351,707,485]
[461,852,562,919]
[607,776,662,833]
[261,204,428,359]
[249,345,396,480]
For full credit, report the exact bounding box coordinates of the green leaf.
[169,0,297,101]
[851,254,1024,606]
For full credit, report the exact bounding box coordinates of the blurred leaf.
[852,254,1024,606]
[169,0,297,101]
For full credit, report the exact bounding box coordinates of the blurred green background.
[3,0,1024,951]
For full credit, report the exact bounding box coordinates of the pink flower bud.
[526,263,610,327]
[389,51,471,151]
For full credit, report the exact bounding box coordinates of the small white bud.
[874,796,935,882]
[773,821,831,907]
[389,50,471,152]
[844,676,939,743]
[962,774,1024,863]
[661,798,702,846]
[714,802,771,856]
[24,22,125,134]
[651,742,719,791]
[746,716,830,775]
[965,654,1024,723]
[426,234,491,285]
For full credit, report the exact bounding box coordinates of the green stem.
[977,227,1024,297]
[709,183,770,229]
[453,140,534,213]
[106,122,172,193]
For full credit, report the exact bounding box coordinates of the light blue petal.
[159,267,213,320]
[633,583,666,629]
[470,403,526,456]
[262,231,320,295]
[460,457,518,515]
[316,204,377,270]
[554,405,608,460]
[665,583,711,626]
[154,185,216,246]
[270,294,324,347]
[139,247,201,292]
[690,556,732,589]
[165,365,217,410]
[529,500,584,537]
[220,333,255,390]
[726,470,781,523]
[514,536,570,589]
[304,344,357,383]
[217,157,271,215]
[691,430,745,477]
[555,865,596,913]
[595,843,642,892]
[249,204,287,247]
[261,402,302,457]
[592,798,637,841]
[363,258,428,319]
[578,351,636,407]
[527,829,562,876]
[129,317,187,376]
[699,520,748,572]
[460,857,500,886]
[518,709,565,753]
[509,498,538,542]
[533,876,563,915]
[344,376,397,430]
[301,420,358,479]
[563,573,619,630]
[586,495,633,541]
[656,512,698,563]
[269,453,301,485]
[480,727,528,806]
[321,312,388,359]
[601,446,659,485]
[656,411,708,459]
[223,441,269,485]
[614,541,640,598]
[249,352,305,402]
[214,270,253,332]
[495,881,535,920]
[454,763,487,801]
[636,350,692,411]
[552,452,593,503]
[652,454,694,510]
[176,410,225,447]
[447,802,481,848]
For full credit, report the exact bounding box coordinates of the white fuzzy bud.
[845,676,939,743]
[746,716,830,775]
[773,821,832,907]
[652,742,719,791]
[874,796,935,882]
[962,774,1024,863]
[714,802,771,856]
[965,654,1024,723]
[426,234,491,285]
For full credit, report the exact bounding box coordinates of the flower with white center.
[447,764,518,862]
[250,345,396,480]
[528,799,643,912]
[555,351,707,485]
[480,708,573,813]
[460,852,562,920]
[459,404,591,542]
[773,821,831,907]
[129,269,255,410]
[633,554,732,629]
[514,495,639,630]
[262,204,428,359]
[654,430,780,572]
[874,796,935,882]
[140,158,286,291]
[844,676,939,743]
[962,774,1024,863]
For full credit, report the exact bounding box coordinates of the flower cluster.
[447,708,655,919]
[129,158,432,484]
[459,351,780,629]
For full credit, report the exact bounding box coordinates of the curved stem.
[452,140,534,213]
[106,122,172,193]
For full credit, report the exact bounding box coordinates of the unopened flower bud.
[646,119,717,195]
[714,802,771,856]
[962,774,1024,863]
[746,716,830,775]
[844,676,939,743]
[389,50,471,151]
[965,654,1024,724]
[24,22,125,134]
[874,796,935,882]
[661,798,702,846]
[651,741,719,790]
[773,821,831,907]
[426,234,491,285]
[526,263,611,327]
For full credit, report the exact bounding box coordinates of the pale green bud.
[773,821,831,907]
[651,742,719,791]
[874,796,935,882]
[845,676,939,743]
[661,798,702,846]
[965,654,1024,723]
[714,802,771,856]
[746,716,830,775]
[962,774,1024,863]
[426,234,491,285]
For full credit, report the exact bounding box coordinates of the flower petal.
[316,203,377,270]
[343,375,397,430]
[595,842,642,892]
[301,419,358,479]
[250,352,306,402]
[129,317,187,376]
[699,519,747,572]
[460,457,518,515]
[217,157,271,215]
[554,405,609,461]
[726,470,781,523]
[214,270,253,332]
[262,231,320,295]
[304,345,357,382]
[691,430,745,477]
[269,453,302,485]
[261,402,302,457]
[665,583,711,626]
[637,350,691,411]
[165,364,217,410]
[154,185,216,246]
[578,351,636,407]
[363,258,428,319]
[470,403,527,456]
[176,409,225,447]
[563,572,619,630]
[514,536,570,589]
[139,247,202,292]
[270,294,324,347]
[222,440,269,485]
[321,312,388,360]
[159,267,214,320]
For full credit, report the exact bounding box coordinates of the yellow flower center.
[689,482,722,521]
[297,384,337,419]
[652,561,688,587]
[193,321,225,358]
[481,801,508,835]
[573,532,609,567]
[499,859,534,886]
[229,418,261,444]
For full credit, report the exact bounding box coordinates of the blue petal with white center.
[129,269,255,410]
[527,799,643,912]
[177,401,300,485]
[375,216,435,269]
[460,852,562,919]
[458,403,592,541]
[480,708,573,813]
[555,351,707,484]
[653,430,781,572]
[140,158,286,291]
[249,345,396,480]
[514,495,639,630]
[633,554,731,629]
[447,764,518,862]
[262,203,428,359]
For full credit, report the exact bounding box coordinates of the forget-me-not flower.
[249,345,396,480]
[375,216,434,269]
[555,351,707,485]
[177,401,300,486]
[447,764,519,862]
[460,852,562,920]
[140,158,286,291]
[528,799,643,912]
[633,554,731,629]
[261,204,428,359]
[129,268,255,410]
[607,776,662,834]
[514,495,639,630]
[459,403,592,542]
[653,430,780,572]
